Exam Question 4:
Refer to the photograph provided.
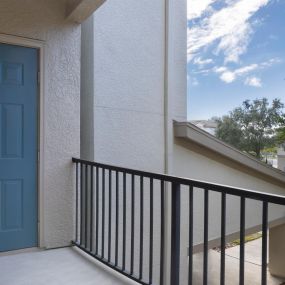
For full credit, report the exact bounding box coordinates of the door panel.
[0,43,38,252]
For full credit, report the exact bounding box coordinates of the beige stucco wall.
[0,0,81,248]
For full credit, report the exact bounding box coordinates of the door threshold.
[0,247,41,257]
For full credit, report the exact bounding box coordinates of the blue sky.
[187,0,285,120]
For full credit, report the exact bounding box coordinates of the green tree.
[277,128,285,144]
[276,115,285,144]
[215,98,284,158]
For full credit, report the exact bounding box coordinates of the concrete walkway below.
[192,238,285,285]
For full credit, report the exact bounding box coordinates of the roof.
[190,120,217,129]
[174,121,285,187]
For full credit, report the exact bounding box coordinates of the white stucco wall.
[0,0,81,248]
[81,0,187,173]
[278,157,285,172]
[79,1,285,284]
[81,1,186,284]
[277,148,285,172]
[173,142,285,284]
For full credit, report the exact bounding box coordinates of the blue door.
[0,43,38,251]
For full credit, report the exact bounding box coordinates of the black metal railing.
[72,157,285,285]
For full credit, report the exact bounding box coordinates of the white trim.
[174,121,285,186]
[0,33,46,249]
[0,33,44,49]
[66,0,106,23]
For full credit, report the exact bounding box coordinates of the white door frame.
[0,33,45,248]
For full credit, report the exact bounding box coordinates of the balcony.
[70,158,285,285]
[0,158,285,285]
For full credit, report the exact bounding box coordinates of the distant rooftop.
[189,119,217,136]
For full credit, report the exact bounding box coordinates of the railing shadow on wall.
[72,157,285,285]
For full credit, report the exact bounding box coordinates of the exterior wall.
[81,1,186,284]
[277,147,285,171]
[0,0,81,248]
[81,16,95,160]
[269,223,285,278]
[173,141,285,283]
[81,0,187,172]
[79,1,285,284]
[278,156,285,172]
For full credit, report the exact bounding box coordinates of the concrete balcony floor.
[0,238,284,285]
[0,247,136,285]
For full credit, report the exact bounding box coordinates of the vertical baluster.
[160,180,165,285]
[261,202,268,285]
[95,167,99,255]
[171,182,181,285]
[240,197,245,285]
[80,163,83,246]
[115,171,119,266]
[139,176,144,280]
[220,193,226,285]
[102,168,105,258]
[108,169,112,262]
[149,178,154,284]
[122,172,127,270]
[188,185,194,285]
[85,165,88,248]
[130,174,135,275]
[203,189,209,285]
[90,166,94,252]
[75,162,79,243]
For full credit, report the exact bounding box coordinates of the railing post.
[171,182,181,285]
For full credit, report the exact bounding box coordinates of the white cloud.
[213,58,280,84]
[187,0,217,20]
[213,66,227,73]
[187,0,270,63]
[214,63,259,83]
[188,76,199,86]
[234,64,259,75]
[215,23,253,63]
[244,76,262,87]
[220,72,236,83]
[193,57,214,67]
[260,57,281,67]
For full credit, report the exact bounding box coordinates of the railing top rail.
[72,157,285,205]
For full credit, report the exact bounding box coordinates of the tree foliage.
[277,128,285,144]
[276,114,285,145]
[215,98,284,158]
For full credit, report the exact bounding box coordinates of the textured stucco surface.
[81,0,187,172]
[173,142,285,283]
[92,0,165,172]
[0,0,80,248]
[277,156,285,172]
[173,141,285,244]
[80,2,187,284]
[81,16,95,160]
[269,223,285,278]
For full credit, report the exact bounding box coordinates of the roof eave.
[174,121,285,186]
